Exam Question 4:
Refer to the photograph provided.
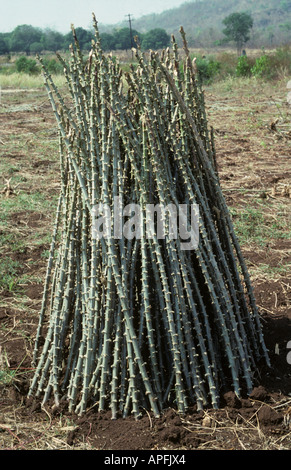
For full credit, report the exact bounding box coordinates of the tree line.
[0,24,171,55]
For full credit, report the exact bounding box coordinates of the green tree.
[41,29,64,52]
[74,27,94,50]
[0,34,9,55]
[100,32,117,51]
[9,25,42,54]
[113,27,140,50]
[279,0,291,11]
[29,42,43,54]
[141,28,170,50]
[279,22,291,32]
[222,12,254,55]
[63,27,93,51]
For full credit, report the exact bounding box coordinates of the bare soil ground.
[0,77,290,451]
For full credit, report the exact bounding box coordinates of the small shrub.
[15,56,39,75]
[251,54,272,79]
[42,58,63,75]
[196,55,221,83]
[236,55,252,77]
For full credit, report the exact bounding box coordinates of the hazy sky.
[0,0,190,33]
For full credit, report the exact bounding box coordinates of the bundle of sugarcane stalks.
[28,15,270,418]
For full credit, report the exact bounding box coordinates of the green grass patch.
[258,263,291,277]
[231,203,290,247]
[0,189,58,294]
[0,257,21,292]
[0,72,66,89]
[0,191,57,218]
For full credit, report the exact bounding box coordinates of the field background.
[0,51,291,449]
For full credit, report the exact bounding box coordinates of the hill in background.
[103,0,291,48]
[0,0,290,56]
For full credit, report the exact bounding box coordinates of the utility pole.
[126,13,134,58]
